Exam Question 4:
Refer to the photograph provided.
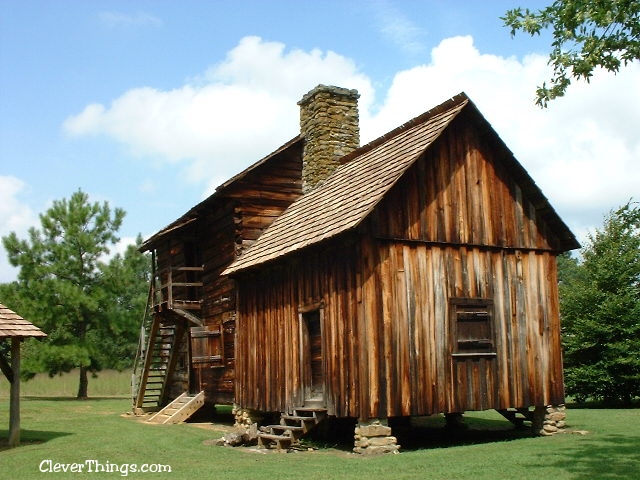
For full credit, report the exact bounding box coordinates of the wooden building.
[134,85,578,448]
[133,136,303,414]
[1,303,47,448]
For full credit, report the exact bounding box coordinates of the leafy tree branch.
[503,0,640,106]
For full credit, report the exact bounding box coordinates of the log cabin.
[132,136,304,415]
[134,85,578,450]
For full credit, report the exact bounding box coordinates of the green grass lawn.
[0,369,133,398]
[1,372,639,479]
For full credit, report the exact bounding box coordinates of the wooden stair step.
[281,415,318,424]
[293,409,327,420]
[268,425,304,440]
[496,408,534,426]
[146,391,205,424]
[293,407,327,413]
[258,433,293,441]
[256,405,328,449]
[257,433,293,449]
[268,425,304,433]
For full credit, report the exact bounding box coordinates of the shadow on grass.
[300,414,533,452]
[528,433,640,479]
[21,396,128,402]
[391,415,534,451]
[0,429,73,451]
[187,404,235,425]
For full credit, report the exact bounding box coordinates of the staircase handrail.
[132,282,154,405]
[133,283,161,409]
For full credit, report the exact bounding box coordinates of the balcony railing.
[153,266,204,311]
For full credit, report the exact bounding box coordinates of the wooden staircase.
[133,263,204,414]
[147,391,205,424]
[258,407,327,449]
[496,407,535,427]
[133,318,179,413]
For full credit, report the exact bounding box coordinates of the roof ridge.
[339,92,469,165]
[224,94,469,275]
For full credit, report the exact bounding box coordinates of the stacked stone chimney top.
[297,84,359,106]
[298,84,360,193]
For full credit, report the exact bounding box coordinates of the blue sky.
[1,1,639,282]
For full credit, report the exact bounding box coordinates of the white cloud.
[111,236,138,257]
[64,36,374,187]
[64,34,639,248]
[0,176,38,283]
[366,35,640,245]
[63,103,105,135]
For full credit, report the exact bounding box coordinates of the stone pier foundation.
[533,404,567,436]
[232,405,263,428]
[353,418,400,455]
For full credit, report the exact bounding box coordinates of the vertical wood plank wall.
[235,114,566,419]
[151,144,303,404]
[235,238,563,418]
[236,244,362,416]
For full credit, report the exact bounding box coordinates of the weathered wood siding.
[371,113,563,251]
[235,236,563,419]
[149,142,303,404]
[235,241,362,416]
[361,240,563,416]
[193,202,236,402]
[235,114,565,419]
[363,112,565,414]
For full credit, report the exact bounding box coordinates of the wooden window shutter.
[190,325,223,365]
[450,298,495,357]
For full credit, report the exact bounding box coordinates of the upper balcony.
[152,266,204,312]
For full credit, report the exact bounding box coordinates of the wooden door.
[300,309,324,404]
[190,325,223,393]
[449,298,498,411]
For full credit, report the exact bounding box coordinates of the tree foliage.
[98,235,151,371]
[1,190,149,398]
[503,0,640,106]
[559,201,640,404]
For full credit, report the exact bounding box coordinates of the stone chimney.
[298,85,360,192]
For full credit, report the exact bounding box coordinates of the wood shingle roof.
[0,304,46,338]
[224,93,469,274]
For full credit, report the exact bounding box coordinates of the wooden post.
[8,337,21,448]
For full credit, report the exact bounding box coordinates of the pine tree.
[2,190,129,398]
